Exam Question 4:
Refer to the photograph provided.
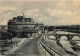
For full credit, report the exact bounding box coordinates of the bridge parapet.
[46,33,80,41]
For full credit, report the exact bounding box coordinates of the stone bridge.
[46,33,80,41]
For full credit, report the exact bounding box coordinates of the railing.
[40,39,62,56]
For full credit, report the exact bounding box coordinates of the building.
[8,14,44,38]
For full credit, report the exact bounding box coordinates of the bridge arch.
[49,35,56,40]
[72,36,80,40]
[60,36,68,40]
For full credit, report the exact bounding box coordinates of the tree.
[1,32,13,40]
[1,32,13,46]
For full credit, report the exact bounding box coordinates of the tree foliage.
[0,31,13,40]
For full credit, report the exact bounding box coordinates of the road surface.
[5,36,45,56]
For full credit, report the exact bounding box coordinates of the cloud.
[24,5,80,25]
[25,8,53,25]
[46,7,80,25]
[46,8,76,18]
[1,1,80,25]
[25,8,42,22]
[46,8,64,17]
[0,6,18,25]
[0,6,17,14]
[25,8,40,17]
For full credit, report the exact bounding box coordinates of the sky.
[0,0,80,25]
